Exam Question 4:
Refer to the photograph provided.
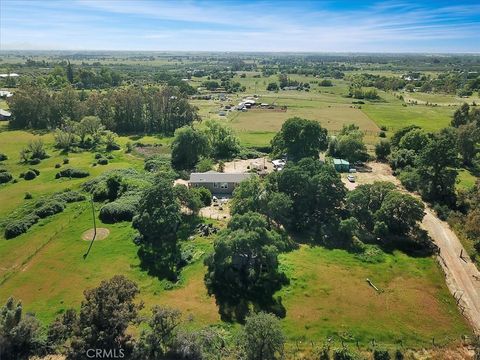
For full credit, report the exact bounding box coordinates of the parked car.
[347,175,355,182]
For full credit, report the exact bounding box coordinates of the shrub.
[24,192,33,199]
[30,168,40,175]
[107,154,114,159]
[144,156,172,173]
[55,163,61,168]
[380,125,388,131]
[374,349,391,360]
[97,158,109,165]
[106,143,121,151]
[34,200,66,218]
[55,168,90,179]
[99,193,140,223]
[195,187,212,206]
[94,153,103,159]
[398,167,421,192]
[29,158,41,165]
[55,190,86,203]
[4,215,39,239]
[195,157,214,172]
[125,142,133,153]
[432,203,451,221]
[0,153,7,161]
[0,171,13,184]
[63,158,69,164]
[23,170,37,180]
[379,131,386,138]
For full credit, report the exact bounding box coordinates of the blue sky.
[1,0,479,52]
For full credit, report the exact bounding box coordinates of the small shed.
[333,158,350,172]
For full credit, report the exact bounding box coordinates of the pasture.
[0,130,472,349]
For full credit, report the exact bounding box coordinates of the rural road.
[343,162,480,333]
[422,209,480,333]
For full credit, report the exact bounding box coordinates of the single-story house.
[189,171,254,194]
[333,158,350,172]
[0,109,11,120]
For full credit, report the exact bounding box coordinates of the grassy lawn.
[456,168,477,191]
[403,92,479,106]
[362,102,454,133]
[0,95,474,350]
[278,245,470,348]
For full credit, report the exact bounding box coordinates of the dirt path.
[422,210,480,333]
[341,162,480,333]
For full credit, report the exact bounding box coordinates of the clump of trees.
[271,117,328,160]
[1,275,292,360]
[3,190,85,239]
[19,138,49,165]
[171,120,241,170]
[328,124,369,163]
[8,84,199,135]
[204,212,289,322]
[132,176,185,281]
[388,125,459,206]
[348,85,379,100]
[450,103,480,165]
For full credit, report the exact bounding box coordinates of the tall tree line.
[7,84,199,134]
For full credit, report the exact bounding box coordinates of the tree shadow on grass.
[216,295,287,324]
[136,215,204,282]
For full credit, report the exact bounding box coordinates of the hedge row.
[55,168,90,179]
[3,190,86,239]
[4,215,39,239]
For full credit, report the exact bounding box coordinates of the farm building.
[189,171,254,194]
[333,158,350,172]
[0,109,11,120]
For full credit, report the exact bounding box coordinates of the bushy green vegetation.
[1,52,478,357]
[3,190,85,239]
[55,168,90,179]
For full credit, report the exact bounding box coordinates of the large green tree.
[0,297,44,359]
[271,117,328,160]
[416,129,458,204]
[133,176,182,280]
[171,126,210,169]
[375,192,425,235]
[203,120,241,159]
[270,158,346,236]
[204,212,288,322]
[238,312,285,360]
[68,276,142,359]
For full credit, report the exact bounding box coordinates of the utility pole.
[83,195,97,259]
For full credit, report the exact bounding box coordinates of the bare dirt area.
[81,228,110,241]
[223,157,273,173]
[340,161,400,190]
[199,199,231,221]
[342,161,480,333]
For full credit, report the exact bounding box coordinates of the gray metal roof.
[189,172,253,183]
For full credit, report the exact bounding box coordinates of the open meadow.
[0,127,472,351]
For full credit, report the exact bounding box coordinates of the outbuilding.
[333,158,350,172]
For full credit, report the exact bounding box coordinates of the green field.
[0,129,472,350]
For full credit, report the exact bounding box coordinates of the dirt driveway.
[341,162,480,333]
